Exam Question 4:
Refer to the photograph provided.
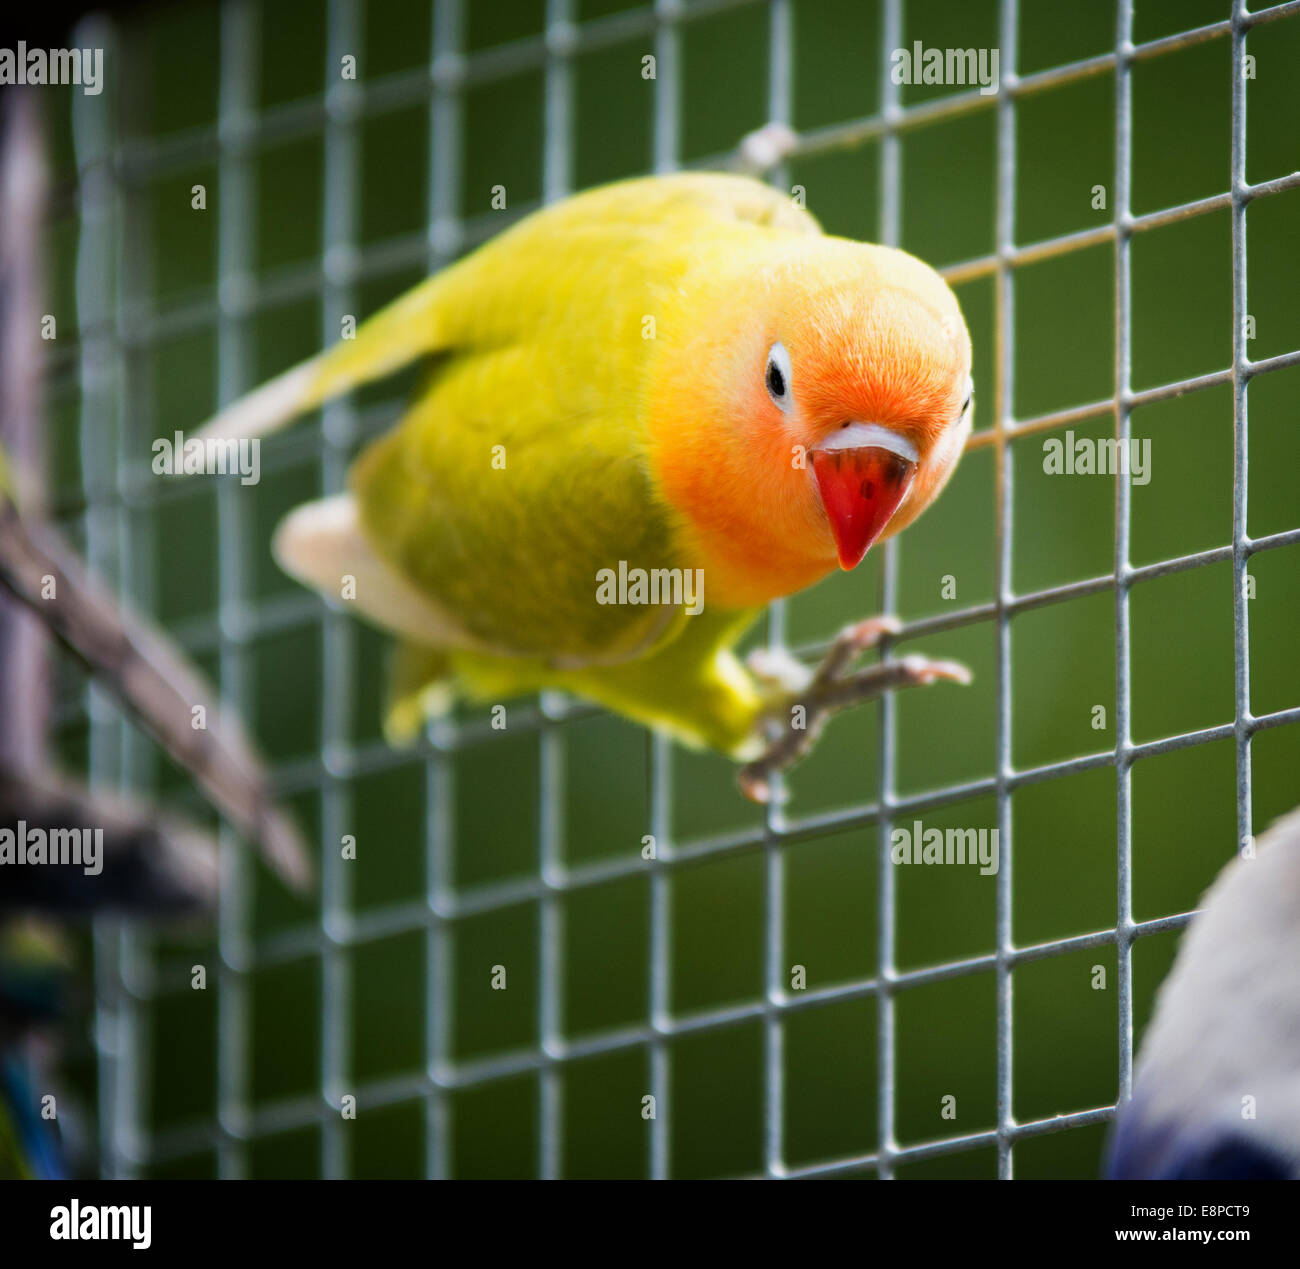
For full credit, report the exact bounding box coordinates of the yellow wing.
[197,173,820,445]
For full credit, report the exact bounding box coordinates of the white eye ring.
[765,341,793,412]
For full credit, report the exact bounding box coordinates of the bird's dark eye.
[766,341,793,411]
[961,379,974,416]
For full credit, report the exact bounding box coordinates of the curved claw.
[737,767,773,804]
[898,654,973,686]
[845,615,903,645]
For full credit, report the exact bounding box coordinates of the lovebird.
[1107,804,1300,1179]
[199,173,974,797]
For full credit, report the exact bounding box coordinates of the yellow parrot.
[198,173,973,799]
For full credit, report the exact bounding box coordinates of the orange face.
[650,239,973,610]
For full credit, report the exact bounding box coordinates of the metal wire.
[992,0,1018,1182]
[63,0,1300,1178]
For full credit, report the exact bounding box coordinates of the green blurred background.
[37,0,1300,1177]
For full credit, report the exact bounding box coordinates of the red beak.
[811,446,917,570]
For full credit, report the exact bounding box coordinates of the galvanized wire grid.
[58,0,1300,1179]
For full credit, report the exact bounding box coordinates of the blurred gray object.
[0,92,309,899]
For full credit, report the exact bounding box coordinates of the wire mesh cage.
[28,0,1300,1178]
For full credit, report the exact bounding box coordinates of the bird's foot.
[737,617,970,804]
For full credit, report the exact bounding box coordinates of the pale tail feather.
[273,493,469,647]
[196,274,448,444]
